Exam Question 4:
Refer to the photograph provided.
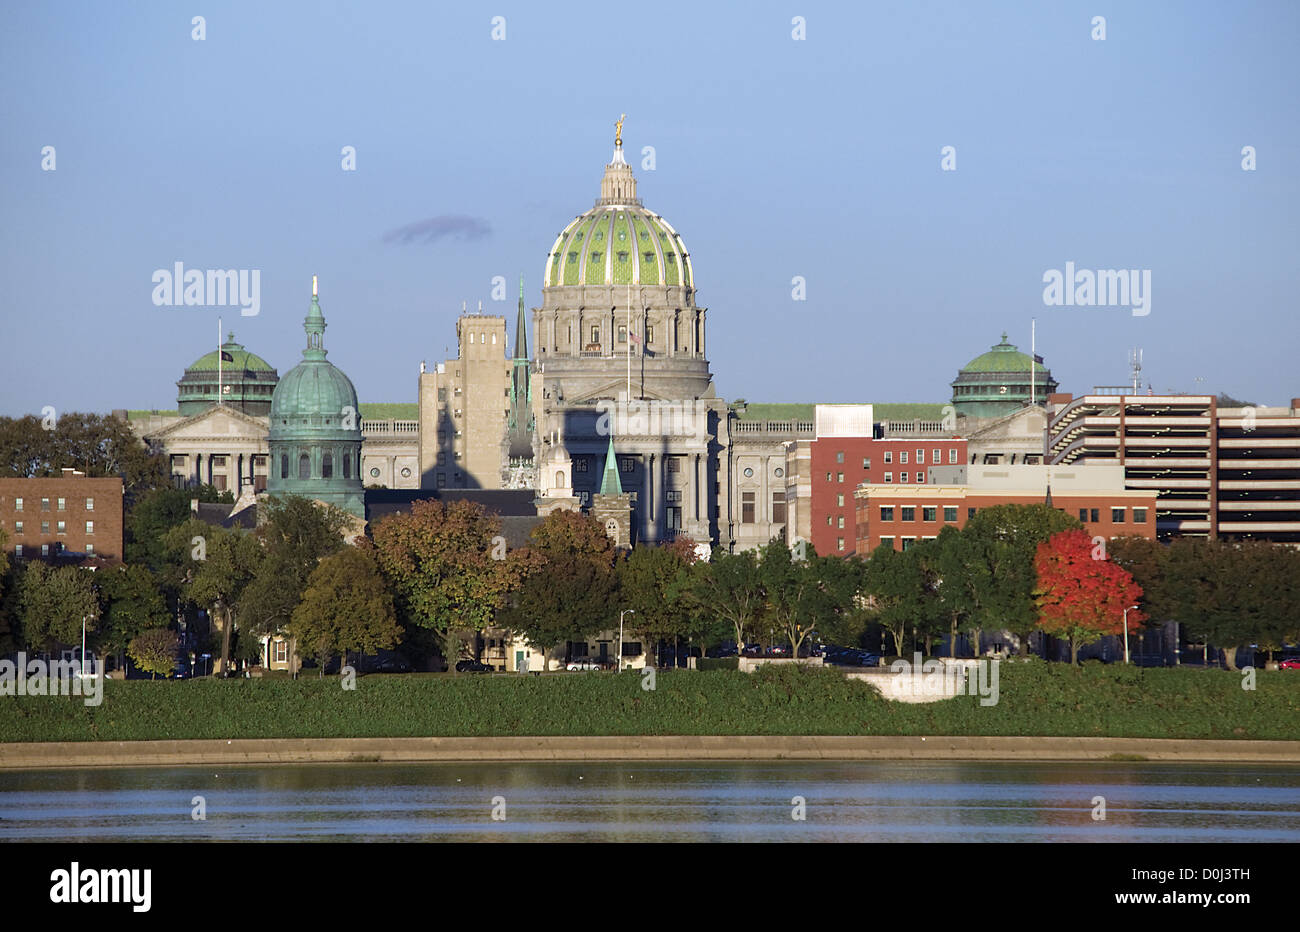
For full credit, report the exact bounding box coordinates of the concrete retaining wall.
[2,735,1298,769]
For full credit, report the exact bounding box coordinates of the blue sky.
[1,0,1297,416]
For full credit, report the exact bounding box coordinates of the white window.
[85,498,94,511]
[884,472,893,482]
[86,544,94,555]
[85,521,94,535]
[900,473,908,483]
[932,449,941,464]
[57,497,66,511]
[949,448,958,464]
[900,452,908,464]
[884,451,892,464]
[917,472,925,484]
[14,544,22,557]
[837,494,844,507]
[916,449,924,464]
[14,498,22,511]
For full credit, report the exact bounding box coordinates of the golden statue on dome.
[615,113,625,148]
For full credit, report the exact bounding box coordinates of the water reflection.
[1,761,1298,842]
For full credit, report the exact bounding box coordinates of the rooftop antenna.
[1031,318,1036,407]
[1129,348,1143,395]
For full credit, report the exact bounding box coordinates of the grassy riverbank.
[2,663,1298,743]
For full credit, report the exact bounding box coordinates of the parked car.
[565,658,603,671]
[1280,658,1300,670]
[455,659,493,673]
[824,647,879,667]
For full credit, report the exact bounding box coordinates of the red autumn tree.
[1033,529,1146,664]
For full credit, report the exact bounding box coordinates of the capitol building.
[126,122,996,552]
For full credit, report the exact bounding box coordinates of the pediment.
[150,404,269,442]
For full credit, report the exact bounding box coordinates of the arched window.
[555,470,564,487]
[342,454,351,479]
[298,453,310,479]
[322,452,333,479]
[280,454,288,479]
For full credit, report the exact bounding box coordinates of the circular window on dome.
[369,468,380,478]
[743,467,754,478]
[775,467,785,478]
[401,467,412,478]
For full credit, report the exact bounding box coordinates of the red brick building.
[853,465,1157,554]
[811,436,968,557]
[0,471,124,562]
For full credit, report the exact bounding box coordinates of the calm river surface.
[2,760,1299,842]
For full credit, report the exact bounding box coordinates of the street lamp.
[618,610,635,672]
[1122,605,1139,665]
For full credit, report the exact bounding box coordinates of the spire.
[303,277,327,360]
[512,275,528,360]
[599,433,622,496]
[598,114,640,207]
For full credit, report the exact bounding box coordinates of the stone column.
[639,454,650,540]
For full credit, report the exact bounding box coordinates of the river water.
[2,760,1298,842]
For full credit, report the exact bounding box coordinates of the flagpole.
[626,283,631,401]
[217,316,222,406]
[1030,317,1036,407]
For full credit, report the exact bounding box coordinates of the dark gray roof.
[192,502,258,530]
[364,488,541,526]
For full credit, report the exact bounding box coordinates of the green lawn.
[2,664,1298,743]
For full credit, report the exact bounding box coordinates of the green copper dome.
[186,341,275,374]
[268,284,364,518]
[960,333,1048,374]
[951,333,1057,418]
[546,207,692,288]
[544,142,692,289]
[177,332,278,417]
[270,296,360,430]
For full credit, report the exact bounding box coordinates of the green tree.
[684,547,765,650]
[128,627,180,679]
[14,562,101,651]
[371,499,531,669]
[124,484,231,574]
[164,519,262,674]
[497,510,615,672]
[864,542,932,657]
[98,563,169,658]
[237,494,352,643]
[618,543,693,666]
[931,525,983,656]
[289,544,401,674]
[759,538,857,657]
[0,412,168,507]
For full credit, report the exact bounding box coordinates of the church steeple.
[599,433,622,496]
[512,276,528,361]
[303,276,327,360]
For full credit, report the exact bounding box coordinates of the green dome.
[186,342,275,374]
[267,286,364,519]
[546,206,693,288]
[269,296,360,436]
[961,333,1048,374]
[545,141,692,289]
[177,332,279,417]
[951,333,1057,418]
